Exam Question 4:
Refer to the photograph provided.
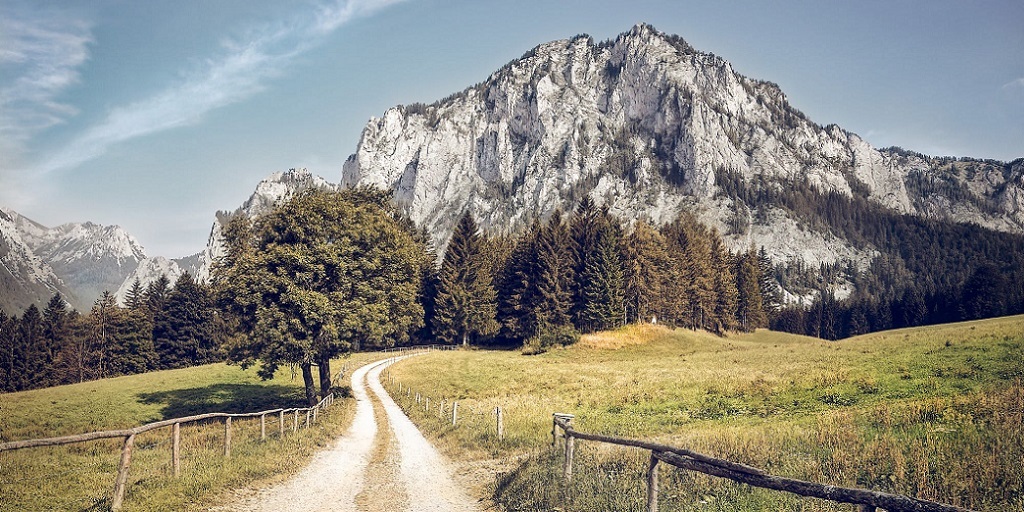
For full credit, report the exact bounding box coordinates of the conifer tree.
[736,248,767,331]
[0,310,13,391]
[154,273,216,369]
[12,305,45,391]
[711,235,738,333]
[757,247,782,317]
[623,221,671,324]
[497,220,541,341]
[570,197,601,329]
[41,294,70,387]
[533,210,575,329]
[433,212,498,346]
[124,278,146,311]
[577,210,625,332]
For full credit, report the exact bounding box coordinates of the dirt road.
[221,355,480,512]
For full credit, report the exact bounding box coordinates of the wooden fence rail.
[0,391,337,511]
[551,414,973,512]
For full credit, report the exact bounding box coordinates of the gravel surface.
[216,355,480,512]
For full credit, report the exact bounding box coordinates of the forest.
[2,185,1022,394]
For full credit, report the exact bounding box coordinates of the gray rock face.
[342,24,1023,269]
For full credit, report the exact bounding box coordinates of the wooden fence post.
[260,414,266,440]
[224,417,232,458]
[293,411,298,433]
[172,422,181,477]
[279,410,285,436]
[313,405,318,423]
[496,407,504,441]
[305,410,311,428]
[646,452,659,512]
[425,397,430,412]
[563,432,575,481]
[452,401,459,426]
[111,433,135,511]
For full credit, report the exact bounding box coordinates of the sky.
[1,0,1022,258]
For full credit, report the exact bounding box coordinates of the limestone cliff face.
[342,24,1023,269]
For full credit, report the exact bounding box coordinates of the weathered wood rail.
[551,414,973,512]
[0,391,336,510]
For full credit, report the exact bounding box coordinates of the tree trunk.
[317,355,332,400]
[301,362,317,407]
[462,331,468,347]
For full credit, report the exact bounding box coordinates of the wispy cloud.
[32,0,405,175]
[1001,77,1024,106]
[0,3,92,166]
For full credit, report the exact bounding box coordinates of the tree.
[577,210,625,332]
[496,221,541,342]
[0,310,14,391]
[622,221,671,324]
[736,248,767,331]
[41,294,70,387]
[433,212,498,346]
[757,247,782,317]
[153,273,216,369]
[533,210,576,329]
[215,188,427,406]
[124,278,147,311]
[710,235,738,333]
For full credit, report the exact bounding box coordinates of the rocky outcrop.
[342,24,1023,267]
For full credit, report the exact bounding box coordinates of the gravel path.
[217,355,479,512]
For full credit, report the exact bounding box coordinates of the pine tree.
[710,235,738,333]
[578,211,625,332]
[41,294,70,387]
[623,221,671,324]
[533,210,575,329]
[736,248,767,331]
[433,212,498,346]
[497,221,541,342]
[154,273,216,369]
[662,213,715,330]
[89,292,119,378]
[124,278,146,311]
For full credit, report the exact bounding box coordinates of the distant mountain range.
[1,207,145,312]
[2,23,1021,313]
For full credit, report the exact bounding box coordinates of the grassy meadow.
[0,351,389,511]
[385,316,1024,511]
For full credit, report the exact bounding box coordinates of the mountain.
[0,207,145,312]
[342,23,1024,292]
[110,168,336,301]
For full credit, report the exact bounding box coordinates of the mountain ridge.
[341,23,1022,270]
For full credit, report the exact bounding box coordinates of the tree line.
[1,273,222,392]
[5,183,1020,396]
[429,196,777,352]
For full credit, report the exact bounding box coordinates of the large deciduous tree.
[215,188,426,406]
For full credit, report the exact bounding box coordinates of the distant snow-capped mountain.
[0,207,145,311]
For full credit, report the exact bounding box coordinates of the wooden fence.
[551,413,973,512]
[0,389,337,510]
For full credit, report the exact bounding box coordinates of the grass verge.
[0,351,389,511]
[385,316,1024,511]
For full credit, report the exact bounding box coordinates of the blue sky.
[1,0,1022,258]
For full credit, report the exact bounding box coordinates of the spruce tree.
[0,310,13,391]
[578,211,625,332]
[497,221,541,342]
[710,235,738,333]
[570,197,600,330]
[757,247,782,317]
[154,273,215,369]
[41,294,70,387]
[124,278,146,311]
[533,210,575,329]
[623,221,671,324]
[736,248,767,331]
[433,212,498,346]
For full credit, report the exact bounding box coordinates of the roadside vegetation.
[386,316,1024,511]
[0,351,388,511]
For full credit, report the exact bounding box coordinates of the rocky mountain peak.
[342,24,1022,287]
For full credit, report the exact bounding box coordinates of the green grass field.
[385,317,1024,511]
[0,352,389,511]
